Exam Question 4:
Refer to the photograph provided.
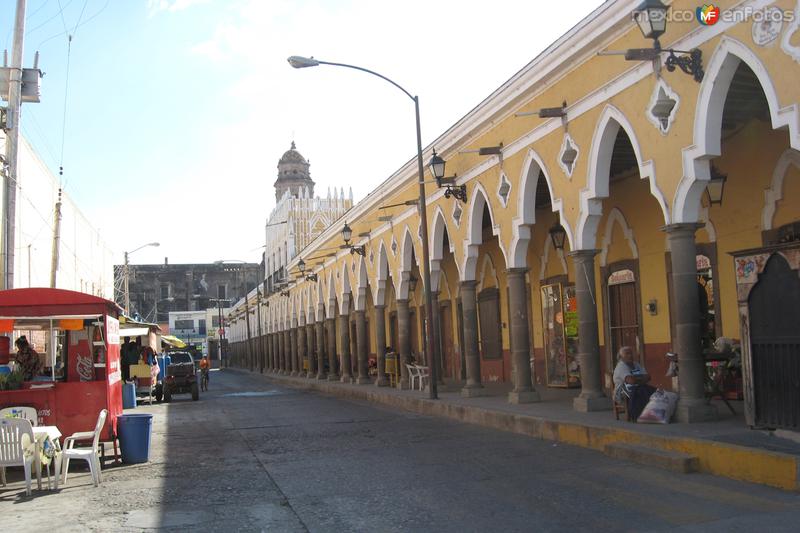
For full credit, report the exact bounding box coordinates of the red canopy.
[0,288,121,318]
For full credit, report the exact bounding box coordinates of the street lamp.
[706,165,727,206]
[341,222,366,256]
[297,258,318,282]
[428,149,467,203]
[623,0,704,82]
[123,241,160,315]
[549,224,567,251]
[289,54,440,399]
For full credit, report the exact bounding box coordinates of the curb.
[232,369,800,491]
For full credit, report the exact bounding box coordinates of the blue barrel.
[157,355,171,382]
[122,382,137,409]
[117,413,154,464]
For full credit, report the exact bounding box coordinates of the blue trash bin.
[122,382,137,409]
[117,413,154,464]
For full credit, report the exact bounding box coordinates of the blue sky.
[1,0,604,266]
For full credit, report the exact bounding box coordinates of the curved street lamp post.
[288,56,439,399]
[123,242,160,315]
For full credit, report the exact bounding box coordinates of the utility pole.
[123,251,130,315]
[1,0,27,290]
[49,188,62,288]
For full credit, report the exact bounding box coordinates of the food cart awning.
[161,335,187,348]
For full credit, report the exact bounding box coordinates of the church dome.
[278,141,308,166]
[274,141,314,201]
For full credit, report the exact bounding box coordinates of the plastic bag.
[637,389,678,424]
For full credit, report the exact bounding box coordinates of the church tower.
[274,141,315,201]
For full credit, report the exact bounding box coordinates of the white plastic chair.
[406,364,421,390]
[0,418,35,496]
[61,409,107,487]
[414,365,430,391]
[0,406,38,426]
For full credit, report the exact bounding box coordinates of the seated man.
[14,335,42,381]
[613,346,656,421]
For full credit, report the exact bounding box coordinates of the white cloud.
[147,0,211,17]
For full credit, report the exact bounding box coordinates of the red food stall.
[0,288,123,451]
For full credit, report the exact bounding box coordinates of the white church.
[264,143,352,293]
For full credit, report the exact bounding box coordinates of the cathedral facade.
[264,143,353,294]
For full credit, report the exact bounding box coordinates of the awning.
[120,327,150,338]
[161,335,187,348]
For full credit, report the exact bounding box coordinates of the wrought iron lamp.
[341,222,366,256]
[428,150,467,203]
[297,258,318,282]
[549,224,567,251]
[624,0,704,82]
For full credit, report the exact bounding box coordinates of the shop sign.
[608,269,635,286]
[696,254,711,270]
[106,316,119,345]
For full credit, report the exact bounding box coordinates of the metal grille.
[751,341,800,430]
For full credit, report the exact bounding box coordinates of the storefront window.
[697,254,715,349]
[540,283,580,388]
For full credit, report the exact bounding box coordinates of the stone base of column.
[508,389,541,404]
[573,394,612,412]
[306,372,315,379]
[290,371,299,377]
[327,374,340,381]
[375,377,389,387]
[316,374,327,381]
[676,400,718,423]
[396,380,410,390]
[340,375,353,383]
[461,385,488,398]
[356,376,371,385]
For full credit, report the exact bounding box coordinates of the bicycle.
[200,368,209,392]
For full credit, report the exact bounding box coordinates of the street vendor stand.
[0,288,123,458]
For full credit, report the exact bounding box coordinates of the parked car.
[163,351,199,402]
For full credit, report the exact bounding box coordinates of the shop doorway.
[748,253,800,431]
[439,303,455,378]
[607,268,641,360]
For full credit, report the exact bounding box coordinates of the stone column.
[430,292,445,386]
[460,281,486,397]
[264,333,272,372]
[315,310,327,380]
[374,305,389,387]
[326,315,339,381]
[272,333,279,373]
[355,309,370,384]
[338,311,352,382]
[290,325,298,376]
[396,299,411,389]
[298,320,306,377]
[664,223,717,422]
[507,268,540,404]
[277,328,285,373]
[569,250,611,412]
[305,323,315,378]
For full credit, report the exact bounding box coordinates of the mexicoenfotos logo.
[696,4,721,26]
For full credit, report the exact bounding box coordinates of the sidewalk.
[233,368,800,492]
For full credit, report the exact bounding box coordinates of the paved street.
[3,370,800,532]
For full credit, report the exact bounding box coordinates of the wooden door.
[608,281,640,359]
[439,304,455,379]
[749,254,800,430]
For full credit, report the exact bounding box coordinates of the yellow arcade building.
[226,0,800,430]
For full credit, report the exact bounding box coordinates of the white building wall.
[0,134,114,297]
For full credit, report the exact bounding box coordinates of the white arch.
[676,36,800,224]
[326,271,337,317]
[339,259,352,314]
[476,254,498,293]
[373,240,390,306]
[461,182,508,281]
[762,148,800,231]
[354,255,369,311]
[539,231,568,281]
[397,227,417,300]
[509,148,568,268]
[315,277,325,321]
[429,206,452,292]
[577,103,665,250]
[598,208,639,267]
[697,205,717,243]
